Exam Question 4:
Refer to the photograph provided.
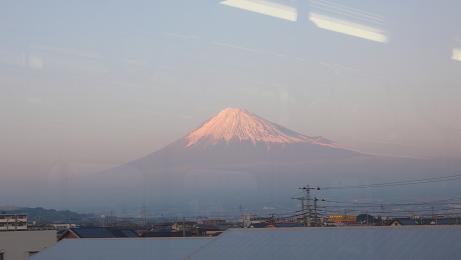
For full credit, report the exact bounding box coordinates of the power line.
[280,174,461,225]
[321,173,461,190]
[324,198,461,207]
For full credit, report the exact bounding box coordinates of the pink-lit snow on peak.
[185,107,337,148]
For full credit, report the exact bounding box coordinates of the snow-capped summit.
[85,107,369,211]
[185,107,336,148]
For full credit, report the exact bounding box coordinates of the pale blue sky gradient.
[1,0,461,178]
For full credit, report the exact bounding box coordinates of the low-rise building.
[171,221,196,232]
[201,219,226,225]
[388,216,461,226]
[241,215,268,228]
[0,214,27,231]
[196,224,227,237]
[50,223,77,230]
[328,214,357,225]
[389,218,420,226]
[140,231,193,237]
[59,227,138,240]
[150,222,174,232]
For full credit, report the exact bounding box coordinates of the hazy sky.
[1,0,461,178]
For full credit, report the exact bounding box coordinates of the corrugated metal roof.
[31,238,211,260]
[187,226,461,260]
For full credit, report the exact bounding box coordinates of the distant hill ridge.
[1,206,91,224]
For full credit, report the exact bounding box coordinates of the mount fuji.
[131,107,362,169]
[71,108,370,212]
[71,108,455,215]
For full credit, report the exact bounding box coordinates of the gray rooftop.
[30,237,211,260]
[187,226,461,260]
[67,227,138,238]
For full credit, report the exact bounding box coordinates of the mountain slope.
[185,108,336,148]
[133,108,361,168]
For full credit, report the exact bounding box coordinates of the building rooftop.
[187,226,461,260]
[62,227,138,239]
[30,237,212,260]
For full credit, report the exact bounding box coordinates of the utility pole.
[431,206,434,219]
[140,205,147,227]
[431,206,435,224]
[313,197,318,227]
[182,217,186,237]
[293,185,319,227]
[302,185,311,227]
